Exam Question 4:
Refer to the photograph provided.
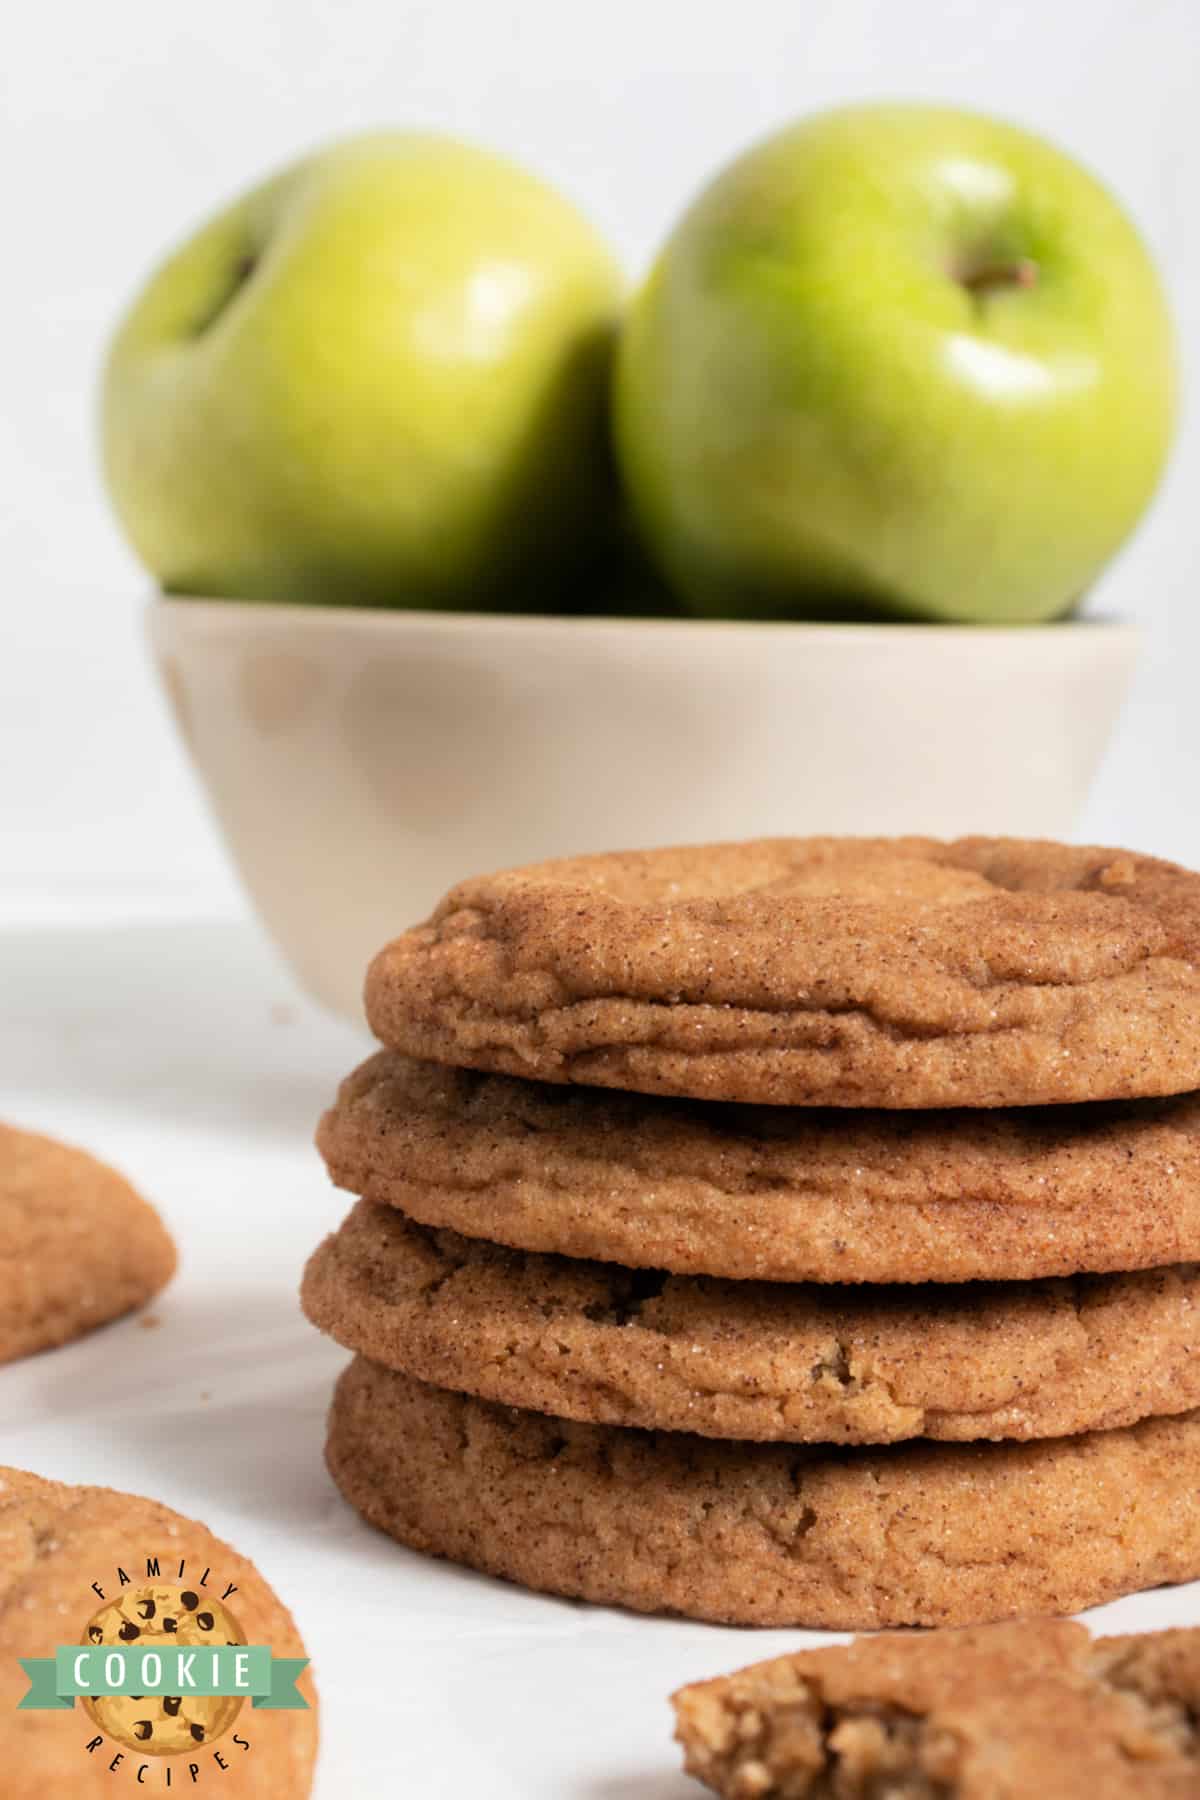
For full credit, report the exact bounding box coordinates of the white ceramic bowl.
[149,600,1138,1021]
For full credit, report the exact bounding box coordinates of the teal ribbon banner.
[18,1647,309,1711]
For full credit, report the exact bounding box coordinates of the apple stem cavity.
[191,252,259,337]
[957,255,1039,299]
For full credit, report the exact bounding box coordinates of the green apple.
[615,104,1176,623]
[102,132,622,608]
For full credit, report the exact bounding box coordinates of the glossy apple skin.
[615,105,1177,623]
[102,133,622,608]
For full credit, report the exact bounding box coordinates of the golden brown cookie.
[0,1466,317,1797]
[326,1357,1200,1629]
[364,837,1200,1108]
[318,1051,1200,1284]
[0,1125,176,1362]
[302,1200,1200,1444]
[673,1620,1200,1798]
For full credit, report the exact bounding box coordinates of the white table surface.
[4,912,1199,1797]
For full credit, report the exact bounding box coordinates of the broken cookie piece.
[672,1620,1200,1797]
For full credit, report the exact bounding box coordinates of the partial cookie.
[0,1465,317,1797]
[303,1200,1200,1444]
[0,1125,176,1362]
[364,837,1200,1108]
[326,1357,1200,1629]
[673,1620,1200,1798]
[318,1051,1200,1284]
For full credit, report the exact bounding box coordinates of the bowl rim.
[148,593,1139,647]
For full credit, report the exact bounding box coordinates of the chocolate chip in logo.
[163,1696,181,1717]
[162,1617,177,1633]
[196,1611,214,1631]
[118,1622,141,1642]
[179,1590,199,1610]
[133,1721,153,1742]
[190,1723,205,1743]
[87,1625,103,1644]
[136,1598,156,1621]
[129,1695,143,1702]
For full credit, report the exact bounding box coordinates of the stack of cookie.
[303,837,1200,1628]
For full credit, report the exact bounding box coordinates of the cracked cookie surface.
[318,1052,1200,1283]
[364,837,1200,1108]
[326,1358,1200,1629]
[0,1124,176,1363]
[303,1199,1200,1444]
[0,1466,317,1797]
[673,1620,1200,1798]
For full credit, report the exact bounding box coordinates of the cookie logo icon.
[80,1584,247,1758]
[16,1550,310,1785]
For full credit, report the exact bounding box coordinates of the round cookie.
[0,1124,176,1362]
[364,837,1200,1109]
[302,1200,1200,1444]
[0,1466,317,1797]
[318,1051,1200,1284]
[327,1357,1200,1630]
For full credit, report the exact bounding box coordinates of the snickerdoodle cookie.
[364,838,1200,1109]
[302,1200,1200,1444]
[317,1052,1200,1284]
[0,1466,317,1796]
[0,1125,176,1363]
[672,1620,1200,1798]
[326,1357,1200,1629]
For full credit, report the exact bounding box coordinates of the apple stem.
[960,256,1038,297]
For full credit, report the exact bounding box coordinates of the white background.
[4,0,1200,915]
[4,4,1200,1795]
